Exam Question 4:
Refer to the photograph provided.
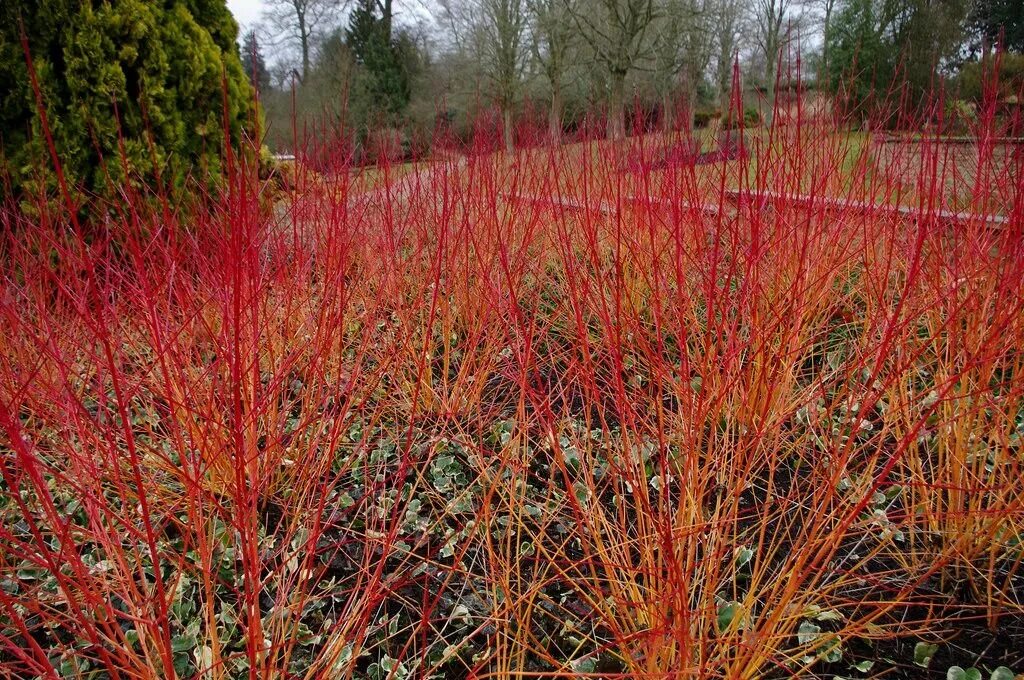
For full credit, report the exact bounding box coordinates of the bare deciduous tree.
[528,0,577,143]
[817,0,839,78]
[712,0,746,111]
[438,0,528,152]
[264,0,342,83]
[754,0,791,125]
[484,0,529,152]
[650,0,714,131]
[571,0,658,139]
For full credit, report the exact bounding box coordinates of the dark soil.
[851,610,1024,679]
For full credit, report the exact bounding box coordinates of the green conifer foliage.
[1,0,255,202]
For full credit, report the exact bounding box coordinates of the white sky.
[228,0,436,33]
[227,0,268,31]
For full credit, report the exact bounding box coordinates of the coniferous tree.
[1,0,254,202]
[346,0,413,119]
[825,0,969,122]
[967,0,1024,55]
[241,30,272,93]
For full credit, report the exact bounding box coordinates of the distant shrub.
[944,99,978,134]
[956,52,1024,105]
[724,107,761,129]
[693,110,722,129]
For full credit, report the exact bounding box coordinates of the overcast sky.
[228,0,435,33]
[227,0,268,31]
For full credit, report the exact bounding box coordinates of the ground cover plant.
[1,88,1024,679]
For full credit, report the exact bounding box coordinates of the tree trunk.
[765,47,777,127]
[822,2,833,82]
[720,68,732,116]
[683,99,695,135]
[719,42,735,116]
[679,68,697,134]
[662,91,675,133]
[502,106,515,154]
[548,85,562,145]
[299,15,310,83]
[607,73,626,140]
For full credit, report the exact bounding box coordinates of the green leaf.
[173,652,191,677]
[991,668,1016,680]
[948,668,982,680]
[914,642,939,668]
[735,546,754,569]
[171,635,197,652]
[823,637,843,663]
[717,601,742,633]
[572,657,597,674]
[853,660,874,672]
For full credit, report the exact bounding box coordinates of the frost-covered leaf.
[571,657,596,674]
[798,621,821,646]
